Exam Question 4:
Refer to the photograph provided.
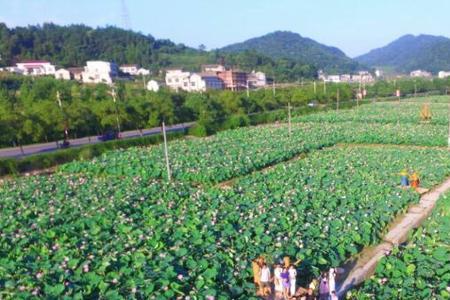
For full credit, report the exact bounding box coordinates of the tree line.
[0,23,319,81]
[1,73,449,148]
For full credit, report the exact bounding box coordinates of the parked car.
[98,131,119,142]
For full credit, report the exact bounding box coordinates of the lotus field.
[1,97,450,299]
[295,96,450,126]
[350,192,450,299]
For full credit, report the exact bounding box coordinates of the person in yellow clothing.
[410,171,420,189]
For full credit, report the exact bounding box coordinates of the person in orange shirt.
[410,171,420,189]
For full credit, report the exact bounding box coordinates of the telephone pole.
[57,91,69,144]
[111,86,122,136]
[313,80,317,94]
[336,88,340,111]
[162,121,172,181]
[288,101,292,136]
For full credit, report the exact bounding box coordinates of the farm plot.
[350,192,450,299]
[58,119,448,186]
[3,146,449,298]
[295,99,449,126]
[58,123,339,184]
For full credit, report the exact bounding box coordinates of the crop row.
[295,100,450,126]
[350,192,450,299]
[59,120,448,185]
[2,146,450,299]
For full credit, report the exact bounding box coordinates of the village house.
[136,68,150,76]
[54,68,71,80]
[410,70,432,78]
[67,67,84,81]
[217,69,247,91]
[120,64,139,75]
[438,71,450,79]
[165,69,191,91]
[82,61,119,84]
[202,64,226,73]
[15,60,56,76]
[247,71,267,88]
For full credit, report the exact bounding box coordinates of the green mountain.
[355,34,450,73]
[220,31,361,73]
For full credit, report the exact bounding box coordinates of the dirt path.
[336,177,450,298]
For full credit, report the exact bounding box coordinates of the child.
[289,264,297,297]
[281,267,290,299]
[274,264,283,294]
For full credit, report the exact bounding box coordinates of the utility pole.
[272,79,276,97]
[323,80,326,94]
[288,101,292,136]
[246,80,250,98]
[143,74,146,90]
[448,101,450,148]
[57,91,69,144]
[414,82,417,98]
[162,121,172,181]
[336,88,340,111]
[313,80,317,94]
[111,86,122,136]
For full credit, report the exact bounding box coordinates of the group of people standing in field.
[399,169,420,189]
[253,256,341,300]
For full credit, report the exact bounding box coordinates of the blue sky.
[1,0,449,57]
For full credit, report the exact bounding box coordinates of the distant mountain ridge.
[355,34,450,73]
[220,31,362,73]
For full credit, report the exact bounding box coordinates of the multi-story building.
[438,71,450,79]
[15,60,56,76]
[410,70,432,78]
[165,69,191,91]
[217,70,247,91]
[82,61,119,84]
[247,71,267,88]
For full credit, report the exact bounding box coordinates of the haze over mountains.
[355,34,450,73]
[1,23,450,77]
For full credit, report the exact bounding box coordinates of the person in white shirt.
[288,264,297,296]
[329,268,336,297]
[259,263,271,295]
[274,264,283,294]
[330,290,339,300]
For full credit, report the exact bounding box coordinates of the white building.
[326,75,341,83]
[340,74,352,82]
[82,61,119,84]
[375,69,383,78]
[410,70,432,78]
[16,60,56,76]
[247,71,267,87]
[202,64,226,73]
[165,69,224,92]
[165,69,191,91]
[137,68,150,76]
[55,68,71,80]
[120,64,139,75]
[147,80,160,92]
[438,71,450,79]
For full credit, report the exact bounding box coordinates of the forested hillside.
[355,34,450,73]
[0,23,319,81]
[221,31,362,73]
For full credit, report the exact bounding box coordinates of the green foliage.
[351,192,450,299]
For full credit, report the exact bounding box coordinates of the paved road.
[0,122,194,158]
